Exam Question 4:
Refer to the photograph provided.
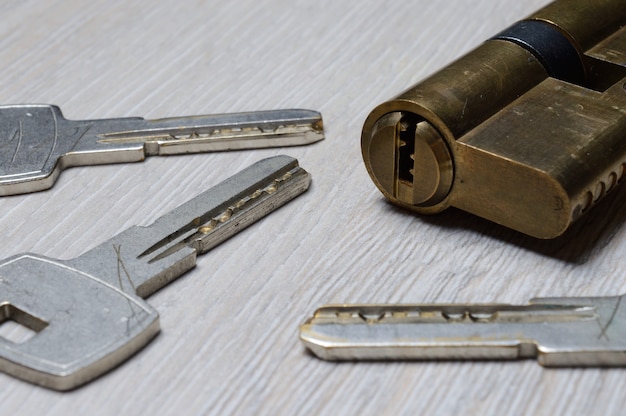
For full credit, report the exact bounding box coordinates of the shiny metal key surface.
[0,155,310,390]
[0,104,323,195]
[300,294,626,366]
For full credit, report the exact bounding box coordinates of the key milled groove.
[312,304,596,324]
[143,169,299,263]
[97,121,323,143]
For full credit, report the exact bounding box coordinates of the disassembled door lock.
[361,0,626,238]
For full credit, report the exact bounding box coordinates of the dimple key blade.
[299,295,626,366]
[0,155,309,390]
[0,104,323,195]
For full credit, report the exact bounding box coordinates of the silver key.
[0,155,309,390]
[299,295,626,366]
[0,104,323,195]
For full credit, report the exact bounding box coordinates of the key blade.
[73,155,310,299]
[299,303,606,362]
[140,155,310,262]
[94,109,324,154]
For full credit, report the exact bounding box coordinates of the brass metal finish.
[362,0,626,238]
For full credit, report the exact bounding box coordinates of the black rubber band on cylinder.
[492,20,586,85]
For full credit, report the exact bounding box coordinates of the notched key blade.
[142,156,311,263]
[95,109,325,155]
[72,155,311,299]
[299,300,626,365]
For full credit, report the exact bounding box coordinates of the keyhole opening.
[0,303,48,344]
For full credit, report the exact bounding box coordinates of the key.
[0,104,323,195]
[361,0,626,238]
[0,155,309,390]
[299,294,626,366]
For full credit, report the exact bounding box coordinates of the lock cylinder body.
[362,0,626,238]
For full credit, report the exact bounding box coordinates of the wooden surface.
[2,0,625,414]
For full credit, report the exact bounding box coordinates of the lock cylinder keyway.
[361,0,626,238]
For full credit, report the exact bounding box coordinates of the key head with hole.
[0,253,160,391]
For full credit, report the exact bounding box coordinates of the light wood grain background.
[2,0,626,414]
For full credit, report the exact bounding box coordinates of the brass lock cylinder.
[362,0,626,238]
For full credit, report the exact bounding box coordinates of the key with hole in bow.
[0,155,309,390]
[0,104,323,195]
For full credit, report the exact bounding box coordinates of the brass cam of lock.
[362,0,626,238]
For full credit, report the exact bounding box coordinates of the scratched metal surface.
[1,0,626,414]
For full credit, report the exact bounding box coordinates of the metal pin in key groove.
[0,155,309,390]
[0,104,323,195]
[300,295,626,366]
